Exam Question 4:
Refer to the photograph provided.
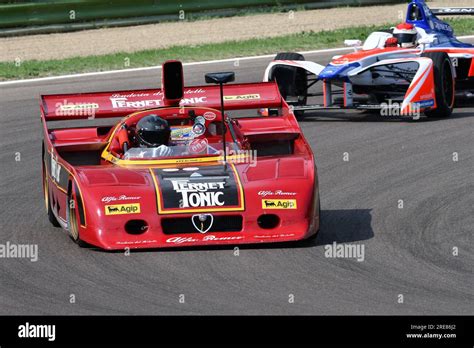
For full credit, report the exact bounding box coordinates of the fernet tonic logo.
[172,180,225,208]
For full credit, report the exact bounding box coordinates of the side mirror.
[418,36,434,45]
[418,36,435,53]
[344,39,362,47]
[205,72,235,84]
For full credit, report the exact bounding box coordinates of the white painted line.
[1,36,473,86]
[0,47,355,86]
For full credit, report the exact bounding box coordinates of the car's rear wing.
[40,82,283,121]
[431,7,474,16]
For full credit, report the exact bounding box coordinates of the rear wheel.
[422,52,455,118]
[42,143,60,227]
[271,52,308,120]
[43,165,60,227]
[67,182,87,247]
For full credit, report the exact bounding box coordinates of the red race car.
[41,61,320,250]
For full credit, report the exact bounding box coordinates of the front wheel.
[422,52,455,118]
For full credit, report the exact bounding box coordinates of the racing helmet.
[135,115,171,147]
[393,23,418,48]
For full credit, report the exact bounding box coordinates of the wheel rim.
[43,170,49,212]
[443,59,454,108]
[68,195,79,241]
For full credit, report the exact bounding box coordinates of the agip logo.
[105,203,141,215]
[262,199,297,209]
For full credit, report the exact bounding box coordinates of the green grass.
[1,18,472,81]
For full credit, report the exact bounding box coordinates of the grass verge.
[1,18,472,81]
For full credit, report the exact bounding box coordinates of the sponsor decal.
[105,203,141,215]
[58,103,99,112]
[110,96,208,109]
[203,111,217,121]
[262,199,297,209]
[46,152,68,191]
[152,164,244,214]
[116,240,158,245]
[166,235,244,244]
[191,213,214,233]
[436,8,473,14]
[101,195,141,203]
[433,21,453,33]
[109,88,207,109]
[188,138,208,154]
[50,154,61,184]
[414,99,435,108]
[173,181,225,208]
[180,97,207,105]
[170,126,195,141]
[111,97,162,109]
[258,190,297,198]
[254,233,295,239]
[224,94,260,101]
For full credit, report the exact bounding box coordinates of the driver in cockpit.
[392,23,419,48]
[123,114,173,159]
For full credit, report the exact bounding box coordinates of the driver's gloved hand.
[155,145,172,157]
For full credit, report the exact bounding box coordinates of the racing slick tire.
[42,143,60,227]
[67,182,87,247]
[42,163,60,227]
[422,52,455,118]
[272,52,308,120]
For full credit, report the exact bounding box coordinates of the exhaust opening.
[257,214,280,229]
[125,220,148,235]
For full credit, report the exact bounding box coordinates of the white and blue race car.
[264,0,474,119]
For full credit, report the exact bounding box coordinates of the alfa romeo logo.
[191,214,214,234]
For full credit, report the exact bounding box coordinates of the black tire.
[42,143,60,227]
[272,52,308,120]
[421,52,455,118]
[43,165,60,227]
[67,182,87,247]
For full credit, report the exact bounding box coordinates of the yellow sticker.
[262,199,297,209]
[105,203,141,215]
[59,103,99,111]
[224,94,260,101]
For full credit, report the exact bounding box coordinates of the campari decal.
[153,164,244,214]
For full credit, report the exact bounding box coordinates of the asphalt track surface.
[0,46,473,315]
